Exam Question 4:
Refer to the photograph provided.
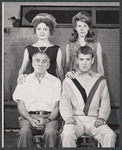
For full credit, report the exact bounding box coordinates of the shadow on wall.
[49,28,62,47]
[4,36,37,100]
[102,52,113,99]
[4,28,11,34]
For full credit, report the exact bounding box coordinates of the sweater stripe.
[72,78,87,104]
[83,76,104,115]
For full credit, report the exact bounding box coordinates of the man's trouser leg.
[88,123,116,147]
[17,116,33,147]
[61,119,85,147]
[43,120,59,147]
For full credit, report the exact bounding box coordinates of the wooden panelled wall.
[4,27,120,125]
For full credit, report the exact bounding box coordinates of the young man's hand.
[94,118,106,128]
[65,116,77,125]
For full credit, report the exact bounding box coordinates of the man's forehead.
[78,53,92,58]
[35,53,49,60]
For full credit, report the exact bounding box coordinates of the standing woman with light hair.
[64,11,104,76]
[18,13,64,83]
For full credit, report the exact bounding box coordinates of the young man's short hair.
[77,46,94,58]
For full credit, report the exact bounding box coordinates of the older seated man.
[60,45,116,147]
[13,51,61,147]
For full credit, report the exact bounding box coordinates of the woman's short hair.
[69,11,95,43]
[31,13,57,35]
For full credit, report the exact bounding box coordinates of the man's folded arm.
[98,80,111,121]
[48,80,61,121]
[60,79,73,121]
[48,101,60,121]
[16,100,33,123]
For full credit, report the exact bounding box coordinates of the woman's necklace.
[37,46,48,52]
[36,42,49,52]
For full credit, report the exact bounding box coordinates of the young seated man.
[13,52,61,147]
[60,45,116,147]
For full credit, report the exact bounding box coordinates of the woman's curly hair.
[69,11,95,43]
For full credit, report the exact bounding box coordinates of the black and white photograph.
[2,1,120,148]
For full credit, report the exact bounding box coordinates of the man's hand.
[30,118,45,130]
[94,118,106,128]
[30,118,41,127]
[66,71,75,79]
[17,74,27,84]
[38,118,51,126]
[65,116,77,125]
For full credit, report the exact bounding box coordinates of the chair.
[34,129,62,147]
[34,119,100,148]
[34,134,100,148]
[34,135,43,148]
[77,134,100,148]
[34,117,64,147]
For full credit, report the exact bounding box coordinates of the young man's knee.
[62,129,76,139]
[106,129,116,139]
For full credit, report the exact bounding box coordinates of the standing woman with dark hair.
[18,13,64,83]
[64,11,104,76]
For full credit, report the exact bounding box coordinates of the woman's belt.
[29,111,51,115]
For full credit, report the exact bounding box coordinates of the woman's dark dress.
[26,45,59,77]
